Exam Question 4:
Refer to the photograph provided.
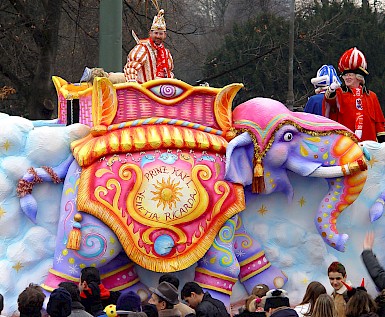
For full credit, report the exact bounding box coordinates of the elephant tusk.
[308,158,367,178]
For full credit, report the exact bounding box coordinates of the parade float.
[0,76,385,315]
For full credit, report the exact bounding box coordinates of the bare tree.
[0,0,64,118]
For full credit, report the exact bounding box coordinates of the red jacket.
[323,85,385,141]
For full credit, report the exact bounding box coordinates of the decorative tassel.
[252,158,265,193]
[66,213,83,250]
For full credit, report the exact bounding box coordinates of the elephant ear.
[225,132,254,186]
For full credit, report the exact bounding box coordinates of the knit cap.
[264,289,290,311]
[116,291,142,314]
[46,287,72,317]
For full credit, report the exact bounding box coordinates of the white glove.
[329,79,341,92]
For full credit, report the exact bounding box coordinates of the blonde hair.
[311,294,337,317]
[356,74,365,84]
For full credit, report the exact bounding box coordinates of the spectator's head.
[251,284,269,298]
[264,289,290,313]
[159,274,180,289]
[245,295,260,312]
[299,281,327,316]
[311,294,337,317]
[181,282,204,309]
[149,282,179,311]
[345,289,377,317]
[46,287,72,317]
[0,293,3,313]
[17,283,46,317]
[79,266,101,291]
[142,304,159,317]
[375,289,385,317]
[116,291,142,314]
[58,281,81,302]
[328,261,347,292]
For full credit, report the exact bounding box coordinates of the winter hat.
[338,47,369,76]
[151,9,166,31]
[46,287,72,317]
[311,65,342,93]
[264,289,290,311]
[150,281,179,305]
[116,291,142,314]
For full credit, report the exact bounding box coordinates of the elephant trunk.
[312,137,368,251]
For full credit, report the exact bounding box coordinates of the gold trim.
[41,284,55,292]
[196,267,238,282]
[239,262,271,282]
[48,268,79,282]
[71,126,228,167]
[197,282,232,295]
[100,263,134,279]
[213,83,243,132]
[239,250,264,266]
[92,77,118,127]
[109,278,140,291]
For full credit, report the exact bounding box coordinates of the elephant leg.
[41,161,123,291]
[194,215,240,308]
[41,209,124,292]
[99,252,150,301]
[234,215,287,294]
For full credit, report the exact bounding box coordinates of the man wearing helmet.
[305,64,341,116]
[124,9,174,83]
[323,47,385,142]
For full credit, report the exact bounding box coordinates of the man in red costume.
[124,9,174,83]
[323,47,385,142]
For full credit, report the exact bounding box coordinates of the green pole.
[99,0,122,72]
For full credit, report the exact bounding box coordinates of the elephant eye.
[283,132,293,142]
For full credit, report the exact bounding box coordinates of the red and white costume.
[124,9,174,84]
[324,86,385,141]
[323,47,385,142]
[123,38,174,84]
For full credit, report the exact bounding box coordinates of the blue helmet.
[311,64,342,88]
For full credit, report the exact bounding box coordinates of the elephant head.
[225,98,368,251]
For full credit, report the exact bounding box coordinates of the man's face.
[149,30,166,45]
[342,72,360,89]
[328,271,346,291]
[183,292,200,309]
[148,293,165,311]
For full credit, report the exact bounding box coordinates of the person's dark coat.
[362,250,385,291]
[270,307,299,317]
[69,300,93,317]
[195,292,229,317]
[234,311,266,317]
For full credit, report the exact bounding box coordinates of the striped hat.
[311,64,342,88]
[151,9,166,31]
[338,47,369,76]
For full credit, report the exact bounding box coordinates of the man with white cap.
[148,281,182,317]
[124,8,174,83]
